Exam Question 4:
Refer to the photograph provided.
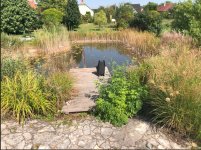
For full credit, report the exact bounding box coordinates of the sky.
[80,0,182,9]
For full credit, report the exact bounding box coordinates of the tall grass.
[1,71,56,124]
[138,44,201,141]
[33,26,71,55]
[69,29,160,57]
[1,32,24,50]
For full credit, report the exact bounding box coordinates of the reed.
[33,26,71,55]
[69,29,160,57]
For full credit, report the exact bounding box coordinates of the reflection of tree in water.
[71,45,83,64]
[80,43,133,57]
[41,52,76,75]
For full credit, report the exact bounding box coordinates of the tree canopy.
[94,10,107,28]
[172,0,201,44]
[1,0,39,34]
[64,0,81,30]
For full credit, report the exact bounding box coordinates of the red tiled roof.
[28,0,37,9]
[157,3,174,12]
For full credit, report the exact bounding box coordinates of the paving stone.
[23,132,32,140]
[1,117,192,149]
[158,138,171,148]
[38,145,50,149]
[16,140,26,149]
[38,126,55,133]
[101,127,113,139]
[24,144,33,149]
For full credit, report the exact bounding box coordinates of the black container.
[96,60,105,76]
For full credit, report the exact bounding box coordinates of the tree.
[81,12,93,23]
[1,0,39,34]
[94,10,107,28]
[105,5,117,23]
[116,4,135,29]
[41,8,63,27]
[144,2,158,12]
[37,0,67,12]
[131,11,162,35]
[172,0,201,44]
[64,0,81,30]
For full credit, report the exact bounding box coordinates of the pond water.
[72,43,133,71]
[36,43,134,74]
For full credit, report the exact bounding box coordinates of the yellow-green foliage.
[47,72,73,108]
[1,71,56,124]
[33,26,70,54]
[141,45,201,140]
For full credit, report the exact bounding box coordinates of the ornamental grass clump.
[140,46,201,141]
[1,71,56,124]
[94,67,147,126]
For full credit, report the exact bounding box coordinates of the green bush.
[1,71,56,124]
[131,11,162,36]
[172,0,201,45]
[94,10,107,28]
[94,67,146,126]
[47,72,73,109]
[41,8,64,27]
[1,0,39,34]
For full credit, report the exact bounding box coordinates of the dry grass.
[33,26,71,55]
[140,42,201,141]
[69,29,160,58]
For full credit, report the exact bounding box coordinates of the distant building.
[78,0,94,16]
[130,4,143,13]
[28,0,37,9]
[157,2,174,12]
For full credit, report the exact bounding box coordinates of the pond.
[35,43,134,74]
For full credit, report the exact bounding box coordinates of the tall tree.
[64,0,81,30]
[116,4,134,29]
[1,0,38,34]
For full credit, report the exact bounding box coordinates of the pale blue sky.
[80,0,182,9]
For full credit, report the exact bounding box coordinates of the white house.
[78,0,94,16]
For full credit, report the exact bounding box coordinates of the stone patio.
[1,116,192,149]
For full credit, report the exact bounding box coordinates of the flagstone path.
[1,116,192,149]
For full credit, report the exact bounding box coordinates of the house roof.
[28,0,37,9]
[131,4,142,13]
[157,3,174,12]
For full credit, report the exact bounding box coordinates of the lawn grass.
[75,23,115,32]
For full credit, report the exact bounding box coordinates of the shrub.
[172,0,201,45]
[1,0,39,34]
[1,71,56,124]
[94,67,146,126]
[94,10,107,28]
[140,47,201,141]
[47,72,73,108]
[116,4,134,29]
[131,11,162,36]
[41,8,64,28]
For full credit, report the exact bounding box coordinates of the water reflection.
[34,43,134,74]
